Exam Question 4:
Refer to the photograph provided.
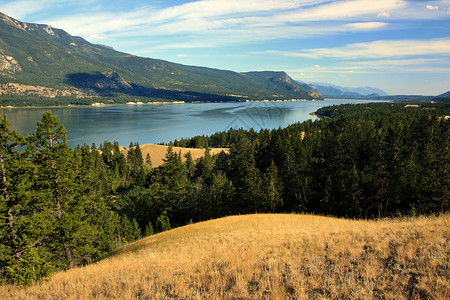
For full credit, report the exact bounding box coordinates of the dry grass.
[121,144,229,168]
[2,214,449,299]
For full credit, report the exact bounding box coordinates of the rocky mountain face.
[0,12,321,105]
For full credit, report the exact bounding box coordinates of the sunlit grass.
[2,214,449,299]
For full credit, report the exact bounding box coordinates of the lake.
[1,99,386,148]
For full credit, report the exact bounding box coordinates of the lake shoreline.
[1,99,389,148]
[0,98,328,109]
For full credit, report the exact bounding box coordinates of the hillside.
[2,214,448,299]
[0,12,321,106]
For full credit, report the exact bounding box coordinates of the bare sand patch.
[121,144,229,168]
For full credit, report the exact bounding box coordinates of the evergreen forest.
[1,102,449,285]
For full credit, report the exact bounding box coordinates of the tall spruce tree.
[31,112,100,269]
[0,116,53,284]
[228,138,263,213]
[261,161,283,212]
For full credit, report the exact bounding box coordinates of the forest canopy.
[1,102,449,285]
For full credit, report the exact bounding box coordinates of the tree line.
[1,102,449,285]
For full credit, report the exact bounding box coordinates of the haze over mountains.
[0,12,321,105]
[299,81,449,102]
[301,81,389,99]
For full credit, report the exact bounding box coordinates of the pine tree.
[184,151,196,180]
[30,112,100,269]
[228,138,263,213]
[0,116,42,284]
[119,216,141,243]
[156,210,171,233]
[323,176,333,214]
[145,153,152,170]
[261,161,283,212]
[144,221,154,236]
[126,143,146,186]
[160,146,189,209]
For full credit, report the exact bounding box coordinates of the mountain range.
[300,81,449,103]
[300,81,389,99]
[0,12,321,106]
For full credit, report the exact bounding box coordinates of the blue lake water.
[1,99,386,147]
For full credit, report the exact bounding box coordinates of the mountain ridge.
[297,80,389,98]
[0,12,321,106]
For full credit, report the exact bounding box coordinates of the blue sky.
[1,0,449,95]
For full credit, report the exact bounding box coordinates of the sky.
[0,0,449,95]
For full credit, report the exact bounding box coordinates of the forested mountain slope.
[0,12,321,106]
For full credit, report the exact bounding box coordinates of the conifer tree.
[145,153,152,170]
[144,221,154,236]
[184,151,196,180]
[228,138,263,213]
[156,210,171,233]
[261,161,283,212]
[209,171,235,217]
[160,146,189,209]
[0,116,46,284]
[31,112,100,269]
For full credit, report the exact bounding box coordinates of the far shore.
[0,98,328,109]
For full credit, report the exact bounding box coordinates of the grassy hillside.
[2,214,448,299]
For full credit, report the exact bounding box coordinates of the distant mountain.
[340,86,389,97]
[433,91,450,102]
[0,12,321,106]
[347,91,449,102]
[437,91,450,98]
[298,81,388,99]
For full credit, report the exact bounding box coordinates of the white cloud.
[278,0,405,22]
[150,0,304,21]
[426,5,439,11]
[0,0,58,19]
[272,39,450,59]
[345,22,388,30]
[285,57,450,76]
[378,12,391,18]
[85,34,105,40]
[390,1,449,19]
[346,58,450,72]
[4,0,449,53]
[28,0,409,49]
[0,0,96,20]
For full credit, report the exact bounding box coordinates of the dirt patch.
[121,144,229,168]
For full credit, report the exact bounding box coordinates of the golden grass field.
[1,214,449,299]
[121,144,229,168]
